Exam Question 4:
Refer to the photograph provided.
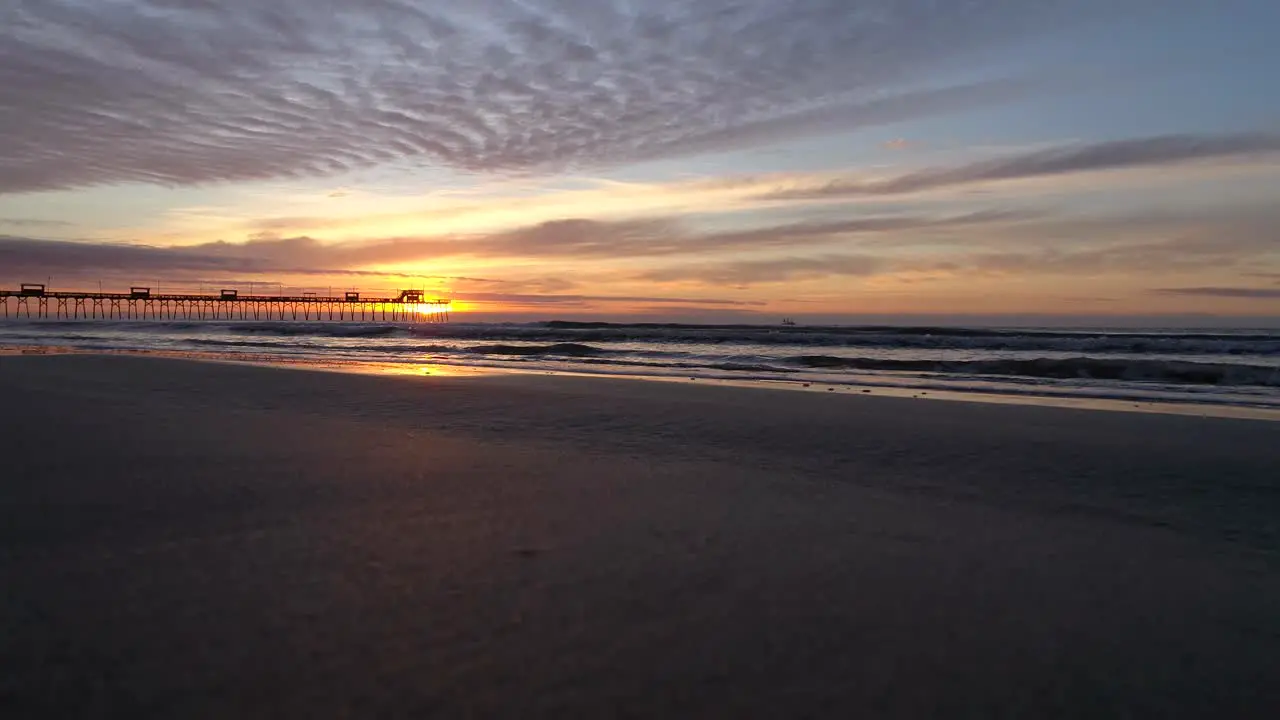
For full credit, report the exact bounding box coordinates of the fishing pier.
[0,284,452,323]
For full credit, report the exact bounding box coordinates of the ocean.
[3,320,1279,411]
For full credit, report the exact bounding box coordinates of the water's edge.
[3,320,1278,417]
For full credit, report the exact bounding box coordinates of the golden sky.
[2,1,1279,323]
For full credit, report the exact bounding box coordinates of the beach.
[3,353,1279,717]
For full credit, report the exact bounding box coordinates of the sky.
[2,0,1279,324]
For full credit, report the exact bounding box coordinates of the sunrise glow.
[1,1,1277,325]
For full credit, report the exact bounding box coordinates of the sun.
[411,299,459,319]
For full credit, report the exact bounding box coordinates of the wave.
[12,319,1276,355]
[224,322,404,338]
[408,347,1279,389]
[98,337,1280,387]
[543,320,1280,341]
[785,355,1280,387]
[418,350,1273,388]
[183,338,615,358]
[412,324,1280,356]
[557,354,1280,388]
[7,321,1279,391]
[464,343,611,357]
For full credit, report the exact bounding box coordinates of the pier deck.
[0,285,451,322]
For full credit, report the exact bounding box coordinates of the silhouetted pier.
[0,284,451,323]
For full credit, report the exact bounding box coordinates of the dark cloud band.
[1153,287,1280,299]
[761,133,1280,201]
[0,208,1016,279]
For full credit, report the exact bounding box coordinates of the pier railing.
[0,285,451,322]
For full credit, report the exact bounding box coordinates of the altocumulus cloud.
[1,0,1124,193]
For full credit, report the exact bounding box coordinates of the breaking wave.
[464,343,611,357]
[428,323,1280,356]
[784,356,1280,387]
[34,319,1276,356]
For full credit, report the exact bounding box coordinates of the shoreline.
[5,342,1279,422]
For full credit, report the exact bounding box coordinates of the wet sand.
[2,354,1279,717]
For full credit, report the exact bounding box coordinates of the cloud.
[972,207,1280,271]
[1152,287,1280,299]
[9,204,1273,292]
[762,133,1280,200]
[630,206,1280,286]
[0,0,1114,194]
[0,208,1027,283]
[0,235,245,276]
[455,292,763,307]
[458,210,1024,259]
[0,218,74,228]
[0,234,447,280]
[902,224,1279,285]
[644,77,1044,162]
[642,254,884,285]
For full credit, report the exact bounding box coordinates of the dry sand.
[2,354,1279,718]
